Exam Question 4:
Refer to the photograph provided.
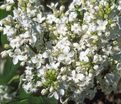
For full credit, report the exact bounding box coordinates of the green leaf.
[0,9,8,47]
[0,35,9,47]
[0,57,19,84]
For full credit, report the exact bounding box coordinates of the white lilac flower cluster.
[1,0,121,103]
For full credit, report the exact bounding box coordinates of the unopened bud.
[4,44,10,49]
[49,86,54,92]
[62,75,67,81]
[60,5,65,12]
[20,62,25,66]
[41,88,48,95]
[6,5,12,11]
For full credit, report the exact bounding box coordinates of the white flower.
[56,23,67,36]
[13,55,27,65]
[58,51,74,65]
[82,24,88,31]
[56,37,71,49]
[13,9,20,19]
[97,20,108,31]
[31,54,44,68]
[46,62,60,70]
[3,25,16,37]
[47,14,57,24]
[10,37,22,48]
[58,54,65,62]
[71,70,85,83]
[71,23,81,35]
[25,68,32,76]
[68,12,77,22]
[42,51,49,58]
[47,2,58,10]
[63,46,70,54]
[23,82,32,93]
[11,48,27,65]
[88,23,97,32]
[37,13,45,23]
[20,15,31,28]
[36,81,43,87]
[79,49,89,62]
[84,13,92,23]
[37,68,45,77]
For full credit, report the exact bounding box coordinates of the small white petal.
[54,92,59,100]
[31,57,38,63]
[17,55,27,61]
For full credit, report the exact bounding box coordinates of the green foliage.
[6,88,57,104]
[0,57,19,84]
[0,9,8,47]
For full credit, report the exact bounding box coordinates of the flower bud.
[6,5,12,11]
[4,44,10,49]
[60,6,65,12]
[20,62,25,66]
[62,75,67,81]
[41,88,48,95]
[49,86,54,92]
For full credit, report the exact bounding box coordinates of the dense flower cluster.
[1,0,121,103]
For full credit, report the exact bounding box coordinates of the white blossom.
[79,49,89,62]
[1,0,121,103]
[71,23,81,35]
